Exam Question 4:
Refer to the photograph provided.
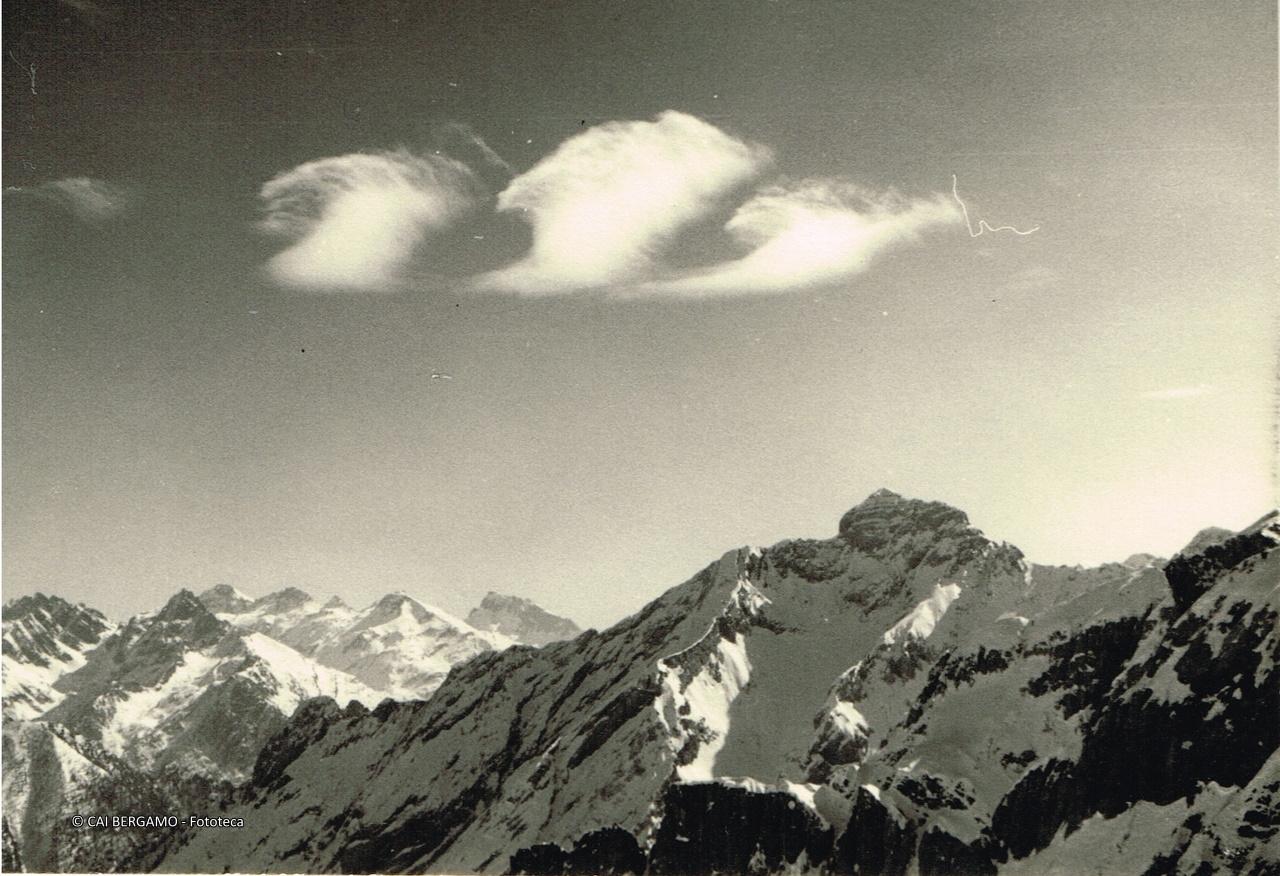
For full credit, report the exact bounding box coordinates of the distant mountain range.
[2,585,579,871]
[2,490,1276,875]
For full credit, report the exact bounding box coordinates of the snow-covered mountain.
[152,491,1280,876]
[466,592,582,646]
[2,594,115,720]
[39,590,381,782]
[201,586,514,699]
[2,583,561,871]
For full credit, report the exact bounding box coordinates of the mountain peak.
[1178,526,1236,558]
[1122,553,1162,570]
[376,591,420,609]
[198,584,254,614]
[1241,509,1279,540]
[253,587,313,611]
[1,593,113,702]
[4,592,78,621]
[155,589,212,622]
[466,592,580,647]
[478,591,535,610]
[838,490,971,551]
[366,591,437,625]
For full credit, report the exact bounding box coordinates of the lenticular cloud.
[636,178,961,298]
[259,150,479,291]
[475,111,772,294]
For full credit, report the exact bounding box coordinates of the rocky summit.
[4,492,1278,875]
[466,592,582,647]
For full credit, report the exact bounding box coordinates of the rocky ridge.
[156,493,1279,875]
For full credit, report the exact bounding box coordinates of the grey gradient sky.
[4,0,1277,628]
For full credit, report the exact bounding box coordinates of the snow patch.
[784,780,822,813]
[98,632,380,768]
[661,634,752,781]
[883,583,962,646]
[655,571,769,782]
[830,701,869,737]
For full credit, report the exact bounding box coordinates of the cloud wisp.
[9,177,132,223]
[634,179,960,298]
[259,150,479,291]
[474,111,772,295]
[255,112,968,297]
[436,122,515,175]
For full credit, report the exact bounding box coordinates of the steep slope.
[203,587,511,699]
[158,547,770,873]
[466,593,582,647]
[40,591,381,782]
[156,491,1048,874]
[2,594,115,720]
[820,512,1280,876]
[147,495,1280,876]
[2,720,228,873]
[705,490,1028,785]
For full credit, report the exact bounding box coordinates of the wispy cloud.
[437,122,514,175]
[9,177,132,222]
[259,150,478,291]
[635,178,959,298]
[475,111,771,294]
[1139,384,1218,401]
[258,112,969,298]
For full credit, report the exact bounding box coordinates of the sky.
[3,0,1276,629]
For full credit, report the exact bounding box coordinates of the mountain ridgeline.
[158,491,1279,875]
[3,490,1277,874]
[0,585,578,872]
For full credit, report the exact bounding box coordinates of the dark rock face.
[917,828,995,876]
[649,783,833,875]
[2,817,22,872]
[3,592,117,720]
[1163,528,1275,611]
[988,530,1280,865]
[2,594,112,668]
[523,783,834,876]
[510,828,646,875]
[1025,616,1149,717]
[251,697,361,790]
[831,787,915,876]
[837,489,973,559]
